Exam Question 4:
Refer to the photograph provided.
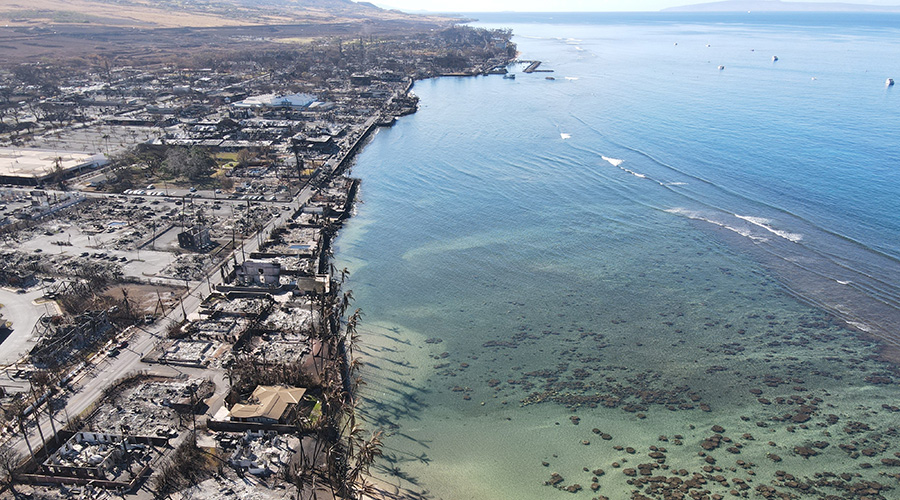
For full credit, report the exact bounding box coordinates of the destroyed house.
[235,259,281,287]
[178,225,212,250]
[291,134,337,153]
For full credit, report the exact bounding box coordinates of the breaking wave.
[601,156,624,167]
[735,215,803,243]
[665,208,768,242]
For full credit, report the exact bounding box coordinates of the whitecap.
[601,156,624,167]
[666,208,768,242]
[847,321,873,333]
[560,133,571,140]
[734,215,803,242]
[565,77,579,80]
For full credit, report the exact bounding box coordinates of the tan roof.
[228,385,306,421]
[0,148,106,178]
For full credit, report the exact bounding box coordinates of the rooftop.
[0,148,106,179]
[228,385,306,422]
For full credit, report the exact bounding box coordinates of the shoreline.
[0,21,520,498]
[327,56,519,500]
[326,21,900,498]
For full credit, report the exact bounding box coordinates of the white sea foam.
[735,215,803,242]
[665,182,688,186]
[666,208,768,242]
[601,156,624,167]
[847,321,873,333]
[837,280,852,285]
[624,169,646,178]
[565,76,579,80]
[560,133,572,140]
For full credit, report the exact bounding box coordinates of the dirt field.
[0,18,458,65]
[100,283,182,317]
[0,0,456,29]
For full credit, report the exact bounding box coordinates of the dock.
[521,60,555,74]
[523,61,541,73]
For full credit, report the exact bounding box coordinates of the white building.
[232,93,316,110]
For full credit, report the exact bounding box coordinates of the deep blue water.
[469,11,900,343]
[335,12,900,499]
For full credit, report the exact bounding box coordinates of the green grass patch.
[4,9,125,24]
[215,152,238,161]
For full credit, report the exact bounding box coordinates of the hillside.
[0,0,446,28]
[664,0,900,12]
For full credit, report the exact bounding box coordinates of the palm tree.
[347,430,383,498]
[0,441,23,496]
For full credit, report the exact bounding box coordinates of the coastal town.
[0,18,516,499]
[7,2,900,500]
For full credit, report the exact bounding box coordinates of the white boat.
[503,73,516,79]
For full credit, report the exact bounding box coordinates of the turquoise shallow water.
[335,13,900,500]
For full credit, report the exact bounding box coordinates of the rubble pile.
[91,378,205,436]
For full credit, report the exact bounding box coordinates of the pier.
[523,60,541,73]
[521,60,555,73]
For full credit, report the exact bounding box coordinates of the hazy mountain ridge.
[664,0,900,12]
[0,0,441,28]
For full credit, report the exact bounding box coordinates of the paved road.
[7,178,322,459]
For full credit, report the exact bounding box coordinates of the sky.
[370,0,900,13]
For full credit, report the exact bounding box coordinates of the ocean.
[333,12,900,499]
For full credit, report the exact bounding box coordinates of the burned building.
[177,225,212,251]
[235,259,281,287]
[30,310,113,367]
[38,431,166,488]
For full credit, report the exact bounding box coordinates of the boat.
[503,73,516,79]
[772,55,778,61]
[887,78,895,86]
[545,76,555,80]
[718,65,725,70]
